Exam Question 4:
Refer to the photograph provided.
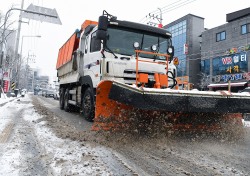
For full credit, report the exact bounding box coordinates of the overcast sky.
[0,0,249,83]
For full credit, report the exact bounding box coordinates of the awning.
[208,82,247,88]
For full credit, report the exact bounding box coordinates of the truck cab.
[56,11,176,121]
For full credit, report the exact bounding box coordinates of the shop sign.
[221,74,243,82]
[215,72,250,82]
[3,71,9,81]
[222,53,246,65]
[3,80,9,92]
[184,44,188,55]
[225,44,250,55]
[176,76,189,84]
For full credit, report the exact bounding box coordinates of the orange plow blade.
[92,80,244,136]
[92,80,132,131]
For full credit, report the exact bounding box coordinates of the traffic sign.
[11,82,15,90]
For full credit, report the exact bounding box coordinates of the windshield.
[106,26,171,60]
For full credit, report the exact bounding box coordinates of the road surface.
[0,94,249,175]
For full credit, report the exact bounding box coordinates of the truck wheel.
[64,90,70,112]
[59,89,65,110]
[82,88,95,122]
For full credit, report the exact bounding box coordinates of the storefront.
[202,48,250,92]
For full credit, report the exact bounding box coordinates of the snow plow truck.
[56,11,250,133]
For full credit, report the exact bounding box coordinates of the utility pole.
[146,8,163,28]
[157,8,163,28]
[14,0,24,89]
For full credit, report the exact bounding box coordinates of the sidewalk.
[0,93,18,106]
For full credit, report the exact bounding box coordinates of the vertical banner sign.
[4,80,9,92]
[184,44,188,55]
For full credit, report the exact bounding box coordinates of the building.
[0,28,17,92]
[200,7,250,92]
[164,14,205,89]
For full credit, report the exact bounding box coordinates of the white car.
[53,91,60,100]
[242,114,250,128]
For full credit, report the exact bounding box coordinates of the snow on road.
[0,94,112,175]
[1,93,250,175]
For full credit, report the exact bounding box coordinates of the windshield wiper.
[103,45,118,58]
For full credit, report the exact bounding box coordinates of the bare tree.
[0,8,17,96]
[198,72,211,90]
[0,9,16,46]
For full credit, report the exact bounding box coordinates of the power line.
[139,0,185,23]
[156,0,197,16]
[140,0,197,25]
[150,0,185,15]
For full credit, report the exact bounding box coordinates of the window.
[84,35,89,54]
[216,31,226,42]
[241,24,250,35]
[105,27,172,60]
[90,31,101,52]
[201,59,210,75]
[167,20,187,76]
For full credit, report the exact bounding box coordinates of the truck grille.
[123,69,165,84]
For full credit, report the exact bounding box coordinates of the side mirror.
[98,15,108,31]
[96,30,107,40]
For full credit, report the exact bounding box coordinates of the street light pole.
[13,0,25,89]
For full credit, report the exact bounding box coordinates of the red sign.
[222,57,232,65]
[3,80,9,93]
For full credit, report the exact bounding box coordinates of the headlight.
[133,42,140,49]
[167,47,173,54]
[151,45,157,52]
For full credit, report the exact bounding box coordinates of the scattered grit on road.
[0,94,250,175]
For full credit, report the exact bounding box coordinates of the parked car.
[242,113,250,128]
[53,91,60,100]
[37,91,43,96]
[21,90,25,97]
[45,90,54,98]
[239,87,250,93]
[41,90,47,97]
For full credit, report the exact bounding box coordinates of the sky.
[0,0,250,83]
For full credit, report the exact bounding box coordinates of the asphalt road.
[34,94,250,176]
[35,95,93,131]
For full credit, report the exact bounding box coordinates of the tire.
[82,87,95,122]
[59,89,65,110]
[64,90,70,112]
